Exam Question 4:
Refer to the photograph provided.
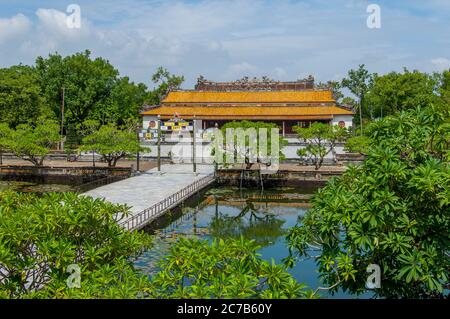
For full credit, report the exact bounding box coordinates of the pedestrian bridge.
[84,164,215,231]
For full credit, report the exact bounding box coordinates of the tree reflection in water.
[209,197,286,247]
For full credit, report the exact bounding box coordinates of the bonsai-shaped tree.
[213,120,287,170]
[295,123,348,170]
[80,123,149,167]
[7,118,60,166]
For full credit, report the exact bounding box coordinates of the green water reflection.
[0,180,372,298]
[134,186,371,298]
[210,199,286,246]
[0,181,77,193]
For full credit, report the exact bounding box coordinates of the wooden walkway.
[84,164,215,231]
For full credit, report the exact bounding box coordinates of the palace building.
[140,76,354,138]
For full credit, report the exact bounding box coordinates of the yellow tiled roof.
[141,105,353,119]
[162,90,334,103]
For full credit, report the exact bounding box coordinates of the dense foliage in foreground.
[286,105,450,298]
[0,191,309,299]
[149,237,312,299]
[0,192,152,298]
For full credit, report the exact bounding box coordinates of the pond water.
[134,186,373,299]
[0,181,77,193]
[0,180,373,298]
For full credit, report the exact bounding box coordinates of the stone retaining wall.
[0,166,132,185]
[215,168,345,187]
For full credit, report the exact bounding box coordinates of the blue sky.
[0,0,449,88]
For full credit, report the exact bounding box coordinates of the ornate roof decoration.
[195,75,316,91]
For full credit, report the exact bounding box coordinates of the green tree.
[341,96,357,109]
[286,105,450,298]
[108,77,148,123]
[366,69,439,118]
[295,123,348,170]
[316,80,344,102]
[149,237,312,299]
[36,50,118,128]
[65,123,80,151]
[344,135,373,155]
[341,64,374,134]
[0,123,12,165]
[147,67,184,105]
[36,50,148,129]
[77,119,101,137]
[0,65,50,127]
[440,70,450,103]
[80,124,148,167]
[64,123,83,162]
[214,120,287,169]
[0,191,152,299]
[7,118,60,166]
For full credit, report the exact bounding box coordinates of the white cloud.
[226,62,259,78]
[0,13,31,43]
[35,9,69,32]
[35,8,94,39]
[0,0,449,87]
[431,57,450,71]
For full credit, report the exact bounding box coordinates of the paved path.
[84,164,214,218]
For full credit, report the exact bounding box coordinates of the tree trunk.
[330,145,338,164]
[315,157,323,170]
[26,156,41,167]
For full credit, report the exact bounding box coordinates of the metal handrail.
[119,174,215,231]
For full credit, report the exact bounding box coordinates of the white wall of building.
[139,116,353,162]
[139,139,347,163]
